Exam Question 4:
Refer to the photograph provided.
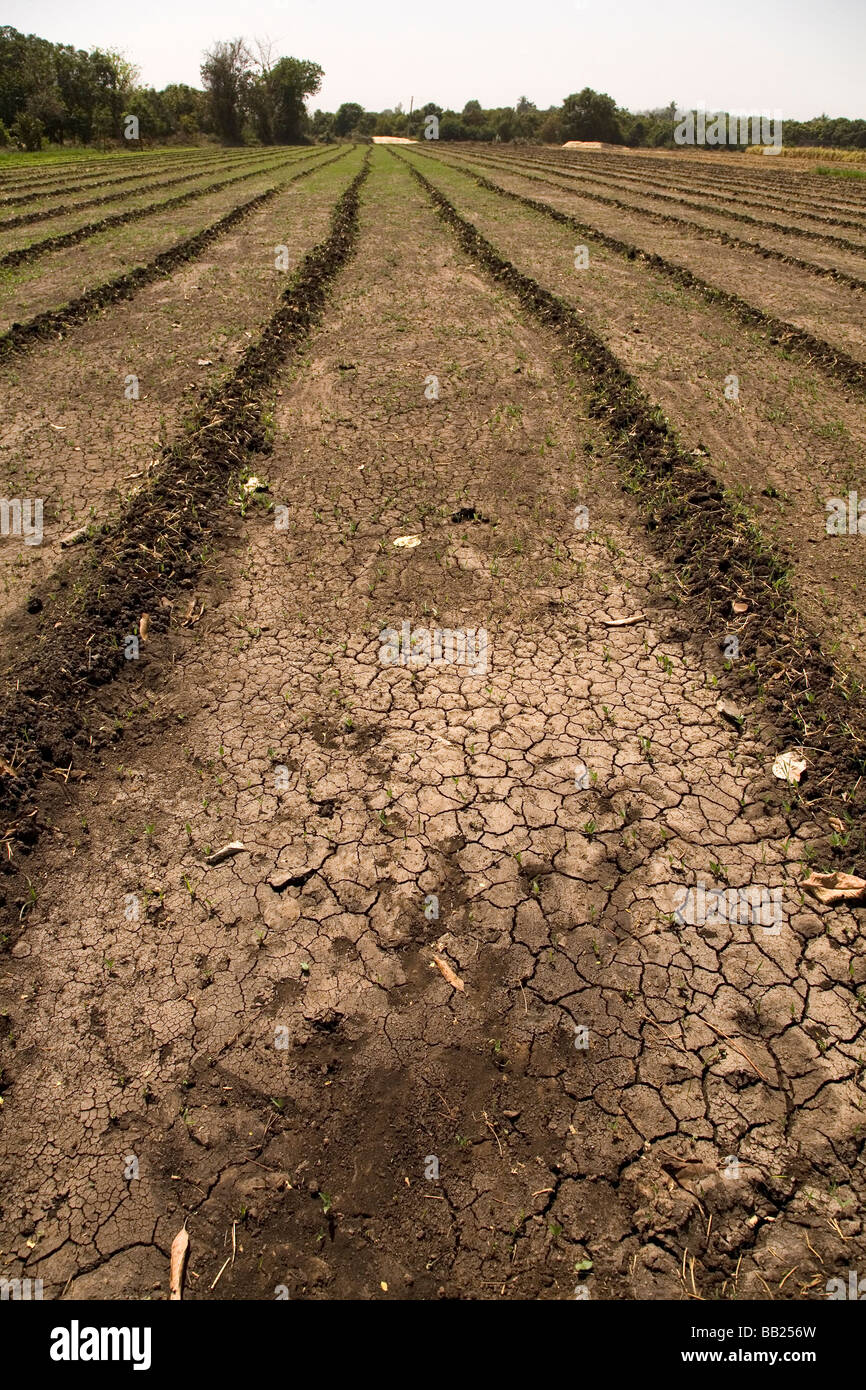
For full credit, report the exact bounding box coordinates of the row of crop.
[0,151,369,823]
[516,147,866,218]
[440,148,866,295]
[0,148,317,233]
[468,149,866,258]
[413,147,866,400]
[494,148,866,231]
[0,149,323,270]
[0,147,233,201]
[395,147,866,868]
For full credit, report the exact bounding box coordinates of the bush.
[10,113,44,151]
[0,120,11,146]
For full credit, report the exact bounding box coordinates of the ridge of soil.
[399,151,866,865]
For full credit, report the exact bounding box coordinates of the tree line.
[1,27,864,152]
[329,93,866,150]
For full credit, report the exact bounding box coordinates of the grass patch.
[816,165,866,180]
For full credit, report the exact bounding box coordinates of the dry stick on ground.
[483,1111,504,1157]
[638,1013,703,1072]
[700,1020,771,1083]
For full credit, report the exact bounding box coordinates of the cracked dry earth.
[1,152,864,1302]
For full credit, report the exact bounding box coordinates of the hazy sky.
[7,0,864,119]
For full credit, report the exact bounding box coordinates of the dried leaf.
[603,614,646,627]
[732,600,749,615]
[801,872,866,906]
[431,954,465,992]
[206,841,245,866]
[716,698,743,729]
[169,1226,189,1300]
[59,526,88,548]
[772,751,807,783]
[393,534,421,548]
[182,596,203,627]
[139,613,150,643]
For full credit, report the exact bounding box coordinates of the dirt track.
[0,147,864,1301]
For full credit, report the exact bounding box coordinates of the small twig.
[483,1110,503,1157]
[804,1233,824,1264]
[701,1019,770,1082]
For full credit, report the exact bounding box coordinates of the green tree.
[201,38,251,143]
[162,83,206,136]
[334,101,363,136]
[89,47,137,130]
[10,111,44,150]
[53,42,101,142]
[439,114,466,140]
[514,96,540,140]
[311,108,335,141]
[260,57,323,143]
[561,87,622,143]
[538,110,562,144]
